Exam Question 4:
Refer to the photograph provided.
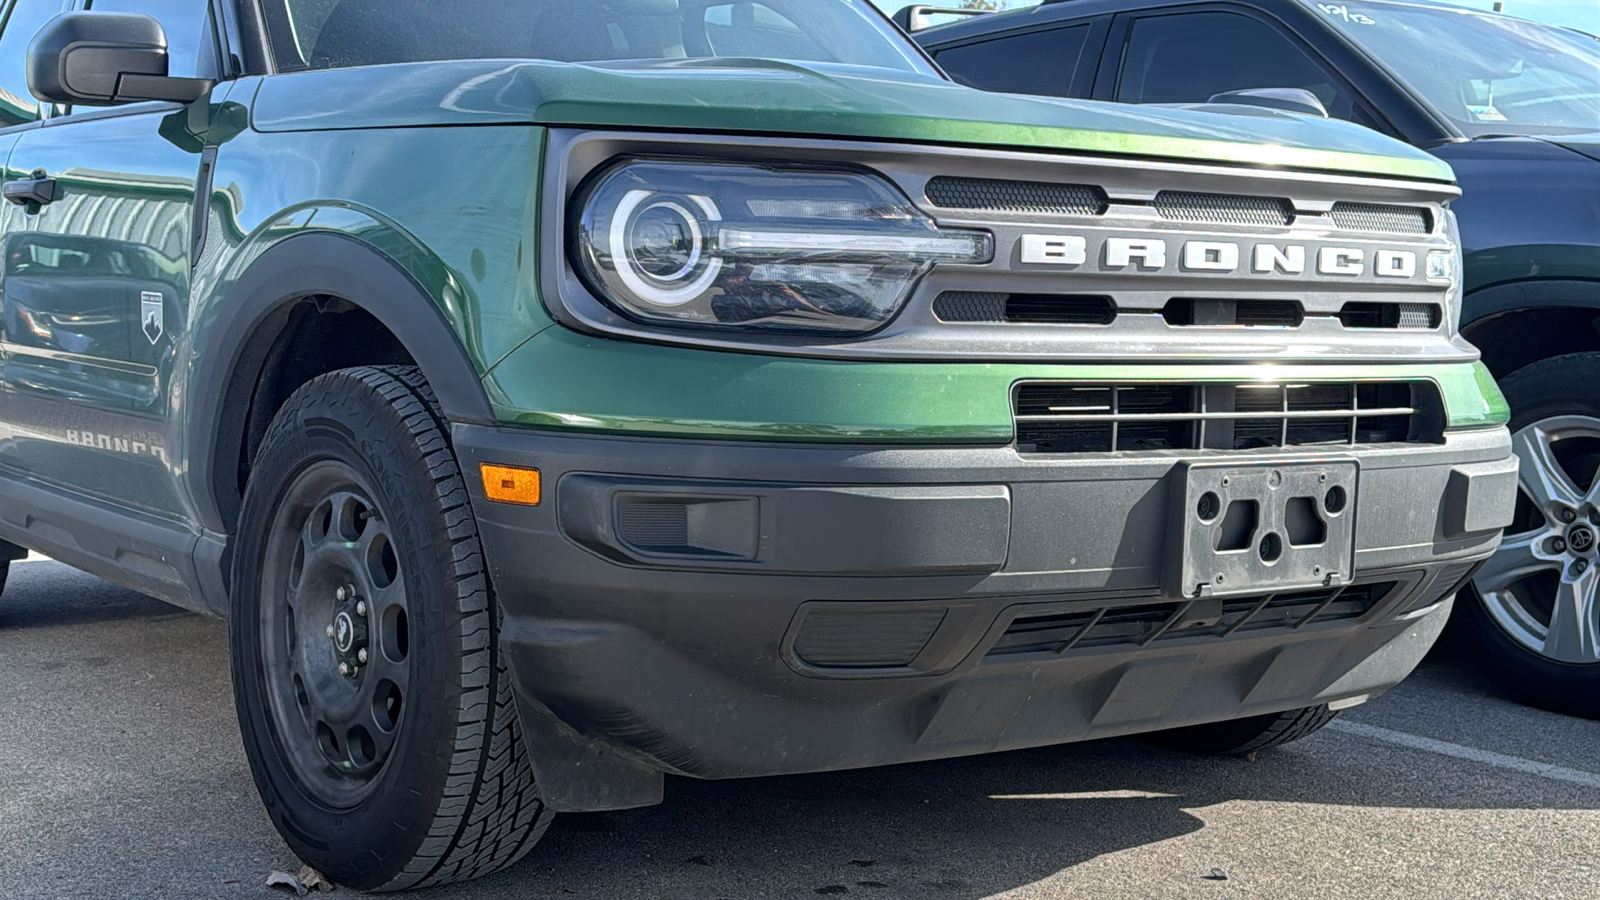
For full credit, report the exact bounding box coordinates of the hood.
[1548,133,1600,165]
[250,58,1454,182]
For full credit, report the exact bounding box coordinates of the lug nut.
[1575,559,1590,576]
[336,586,349,601]
[326,625,335,638]
[358,648,369,664]
[339,662,351,676]
[1562,508,1579,523]
[1553,537,1569,554]
[356,600,368,616]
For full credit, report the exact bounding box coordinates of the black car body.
[920,0,1600,717]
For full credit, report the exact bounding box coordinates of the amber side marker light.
[481,464,541,506]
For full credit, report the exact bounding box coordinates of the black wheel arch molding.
[188,232,497,540]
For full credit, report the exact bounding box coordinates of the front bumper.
[455,422,1514,808]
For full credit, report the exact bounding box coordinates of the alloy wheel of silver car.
[1474,415,1600,664]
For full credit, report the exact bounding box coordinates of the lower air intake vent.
[1330,202,1431,235]
[934,292,1116,325]
[793,608,947,668]
[925,176,1109,216]
[985,583,1397,658]
[1013,381,1444,454]
[1153,191,1293,227]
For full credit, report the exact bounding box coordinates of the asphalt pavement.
[3,557,1597,900]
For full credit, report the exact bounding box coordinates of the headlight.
[574,160,993,334]
[1432,210,1464,333]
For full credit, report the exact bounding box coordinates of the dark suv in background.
[917,0,1600,717]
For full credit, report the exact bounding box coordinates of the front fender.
[185,231,496,537]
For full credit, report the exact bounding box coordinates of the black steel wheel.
[231,366,551,891]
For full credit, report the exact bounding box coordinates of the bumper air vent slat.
[985,582,1398,659]
[1013,381,1443,454]
[793,608,948,668]
[925,176,1109,216]
[1330,201,1432,235]
[933,291,1116,325]
[1153,190,1293,227]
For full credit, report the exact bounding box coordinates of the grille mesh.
[1330,202,1431,235]
[934,292,1116,325]
[794,609,947,668]
[925,176,1108,216]
[1013,381,1441,454]
[1153,191,1293,227]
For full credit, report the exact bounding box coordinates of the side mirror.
[27,12,213,107]
[892,5,995,33]
[1206,88,1329,118]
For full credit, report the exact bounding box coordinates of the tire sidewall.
[231,371,471,889]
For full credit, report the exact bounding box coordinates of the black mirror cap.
[1206,88,1329,119]
[27,11,212,106]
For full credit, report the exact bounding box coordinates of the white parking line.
[1330,719,1600,790]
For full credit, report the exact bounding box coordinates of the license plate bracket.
[1169,460,1358,600]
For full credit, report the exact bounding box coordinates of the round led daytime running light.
[608,190,723,308]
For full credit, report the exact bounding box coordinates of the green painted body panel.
[0,54,1491,534]
[485,327,1509,442]
[250,59,1455,182]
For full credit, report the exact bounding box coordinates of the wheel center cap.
[1570,526,1596,554]
[332,611,356,653]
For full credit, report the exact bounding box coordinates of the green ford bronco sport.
[0,0,1516,890]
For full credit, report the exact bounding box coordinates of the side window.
[85,0,216,79]
[0,0,66,127]
[934,25,1090,98]
[1116,11,1354,119]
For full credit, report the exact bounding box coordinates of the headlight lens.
[574,161,993,334]
[1432,210,1464,333]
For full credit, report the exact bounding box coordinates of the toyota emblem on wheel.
[1571,527,1595,554]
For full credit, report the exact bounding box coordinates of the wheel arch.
[190,232,496,538]
[1460,279,1600,380]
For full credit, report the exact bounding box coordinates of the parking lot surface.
[2,558,1597,900]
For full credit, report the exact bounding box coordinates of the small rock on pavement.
[266,866,336,895]
[1205,867,1230,881]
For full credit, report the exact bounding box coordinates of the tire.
[230,366,552,891]
[1463,351,1600,719]
[1146,705,1339,756]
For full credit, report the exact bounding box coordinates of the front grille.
[925,176,1109,216]
[985,582,1397,658]
[1013,381,1442,454]
[1162,298,1303,327]
[1153,191,1293,227]
[1338,302,1443,330]
[1330,201,1431,235]
[933,291,1116,325]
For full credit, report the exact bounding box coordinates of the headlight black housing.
[573,160,993,335]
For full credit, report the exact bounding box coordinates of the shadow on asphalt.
[0,560,187,630]
[4,567,1594,899]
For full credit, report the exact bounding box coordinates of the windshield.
[1309,1,1600,135]
[261,0,937,76]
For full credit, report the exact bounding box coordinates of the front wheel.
[1464,352,1600,718]
[230,366,551,891]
